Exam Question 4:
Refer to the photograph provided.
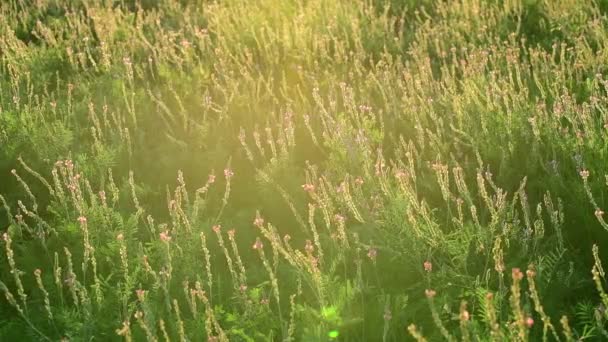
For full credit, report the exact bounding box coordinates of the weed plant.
[2,0,608,340]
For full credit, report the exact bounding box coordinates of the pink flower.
[336,182,346,193]
[526,269,536,278]
[367,248,377,260]
[526,317,534,328]
[77,216,87,224]
[301,183,315,192]
[212,225,221,233]
[394,170,408,179]
[136,289,146,301]
[596,209,604,218]
[239,284,248,292]
[253,238,263,250]
[580,169,590,180]
[159,231,171,242]
[334,214,345,224]
[425,289,436,298]
[423,260,432,272]
[227,229,236,238]
[354,177,364,186]
[305,240,314,253]
[309,256,319,268]
[512,268,524,280]
[224,168,234,178]
[253,216,264,228]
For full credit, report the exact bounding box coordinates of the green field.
[2,0,608,340]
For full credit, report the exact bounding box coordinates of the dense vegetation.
[2,0,608,340]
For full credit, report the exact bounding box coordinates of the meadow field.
[3,0,608,340]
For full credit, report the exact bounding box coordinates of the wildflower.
[336,182,346,193]
[10,169,16,175]
[526,317,534,328]
[50,101,57,109]
[596,209,604,218]
[1,233,7,241]
[526,269,536,278]
[367,248,377,261]
[461,310,470,321]
[580,169,590,180]
[354,177,364,186]
[283,234,291,243]
[253,238,263,250]
[395,170,408,179]
[302,183,315,192]
[383,310,392,321]
[260,298,270,305]
[223,168,234,178]
[159,231,171,242]
[208,174,216,184]
[136,289,145,301]
[425,289,436,298]
[512,268,524,280]
[486,292,494,300]
[423,260,432,272]
[227,229,236,239]
[34,269,42,277]
[212,225,221,233]
[77,216,87,224]
[117,233,124,241]
[334,214,345,224]
[239,284,248,293]
[99,191,106,201]
[305,240,314,253]
[309,257,319,268]
[253,216,264,228]
[134,311,143,319]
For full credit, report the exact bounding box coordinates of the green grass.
[2,0,608,340]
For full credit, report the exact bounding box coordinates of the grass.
[2,0,608,340]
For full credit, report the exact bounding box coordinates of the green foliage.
[3,0,608,341]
